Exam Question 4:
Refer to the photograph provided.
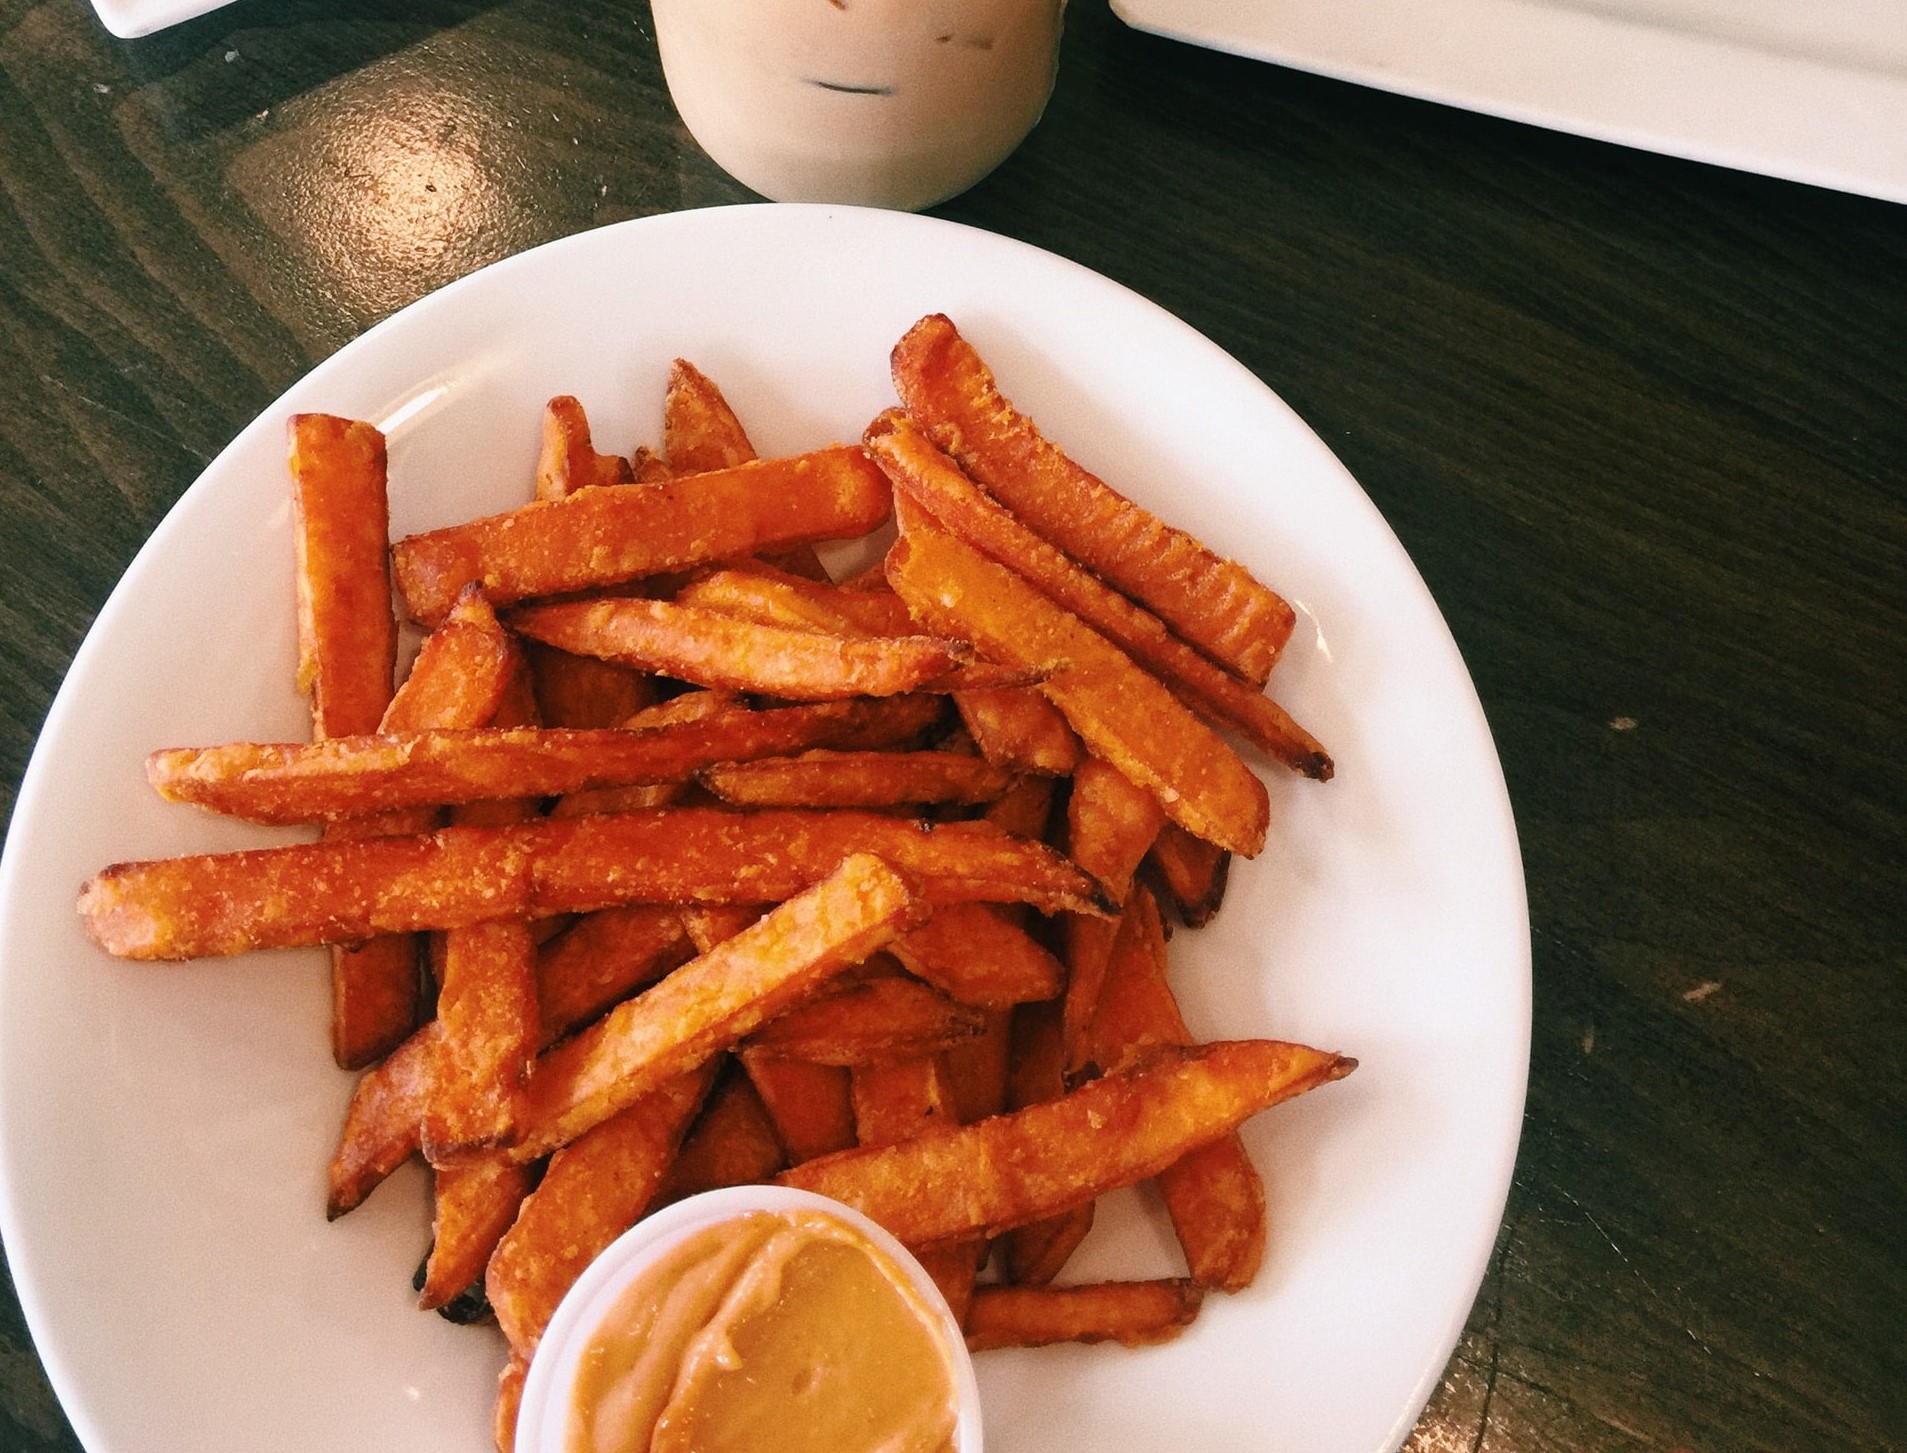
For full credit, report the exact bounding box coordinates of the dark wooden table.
[2,0,1902,1448]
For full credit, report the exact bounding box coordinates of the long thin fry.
[778,1040,1352,1245]
[419,1156,532,1311]
[700,750,1012,810]
[392,446,892,625]
[965,1281,1204,1351]
[890,902,1064,1009]
[744,974,986,1066]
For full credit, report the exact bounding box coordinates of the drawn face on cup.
[653,0,1066,210]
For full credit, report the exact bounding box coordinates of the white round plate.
[0,203,1528,1453]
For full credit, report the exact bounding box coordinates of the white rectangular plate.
[1112,0,1907,204]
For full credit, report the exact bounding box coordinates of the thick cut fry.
[890,902,1064,1009]
[1145,820,1232,929]
[675,565,916,638]
[1068,754,1168,905]
[965,1281,1204,1351]
[700,750,1012,810]
[739,1051,858,1164]
[868,409,1330,777]
[151,698,947,823]
[327,1023,436,1218]
[525,640,656,729]
[745,974,986,1066]
[536,905,693,1043]
[420,1155,532,1310]
[392,447,892,625]
[535,395,637,501]
[998,999,1091,1285]
[508,598,976,701]
[421,918,538,1159]
[952,687,1083,776]
[486,1064,715,1359]
[510,854,930,1159]
[885,514,1270,856]
[890,315,1294,687]
[288,414,396,738]
[653,1066,787,1205]
[778,1040,1353,1246]
[82,809,1104,961]
[382,587,520,736]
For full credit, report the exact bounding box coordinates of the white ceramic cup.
[515,1184,984,1453]
[652,0,1066,211]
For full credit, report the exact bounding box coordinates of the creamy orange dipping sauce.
[565,1209,959,1453]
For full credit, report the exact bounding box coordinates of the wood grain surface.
[2,0,1903,1449]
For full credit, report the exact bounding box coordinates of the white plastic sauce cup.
[515,1184,984,1453]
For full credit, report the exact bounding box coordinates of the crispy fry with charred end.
[419,1155,532,1311]
[1089,885,1265,1292]
[508,598,975,702]
[487,1064,716,1360]
[150,700,949,824]
[885,512,1270,857]
[997,999,1091,1285]
[868,408,1330,778]
[524,640,656,730]
[392,446,891,625]
[778,1039,1353,1246]
[745,974,986,1066]
[289,414,396,738]
[421,918,538,1160]
[81,808,1104,961]
[700,750,1013,810]
[890,902,1064,1009]
[327,1023,435,1218]
[535,395,636,501]
[510,854,930,1159]
[952,687,1083,776]
[675,563,918,638]
[1145,820,1233,929]
[653,1064,787,1206]
[890,315,1294,687]
[739,1051,858,1164]
[965,1280,1205,1352]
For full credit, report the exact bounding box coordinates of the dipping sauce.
[651,0,1066,211]
[565,1208,959,1453]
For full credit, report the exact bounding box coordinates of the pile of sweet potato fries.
[77,315,1354,1448]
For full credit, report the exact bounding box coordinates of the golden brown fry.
[535,395,637,501]
[952,686,1083,776]
[700,750,1013,810]
[486,1064,715,1360]
[421,918,538,1159]
[419,1155,532,1311]
[83,807,1103,961]
[869,408,1331,778]
[510,854,930,1159]
[150,699,947,823]
[745,974,986,1066]
[941,1007,1013,1126]
[890,902,1064,1009]
[662,359,757,475]
[524,640,656,729]
[739,1050,858,1164]
[965,1280,1204,1352]
[890,315,1294,687]
[885,510,1270,857]
[1145,820,1233,929]
[288,414,396,739]
[674,563,918,638]
[508,598,975,702]
[327,1023,436,1219]
[652,1064,787,1205]
[383,587,520,735]
[680,903,769,954]
[997,999,1091,1285]
[536,904,693,1042]
[778,1039,1353,1245]
[392,446,892,625]
[984,773,1058,842]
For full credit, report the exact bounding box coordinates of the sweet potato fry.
[382,586,520,736]
[997,999,1091,1285]
[739,1050,858,1164]
[288,414,396,739]
[700,750,1013,810]
[663,359,756,474]
[486,1063,716,1359]
[1088,885,1265,1291]
[419,1155,532,1310]
[984,773,1059,842]
[680,903,768,954]
[81,808,1103,960]
[535,395,636,501]
[535,904,693,1042]
[952,686,1083,776]
[777,1039,1353,1245]
[1145,820,1232,929]
[745,974,986,1066]
[508,598,977,702]
[674,564,917,638]
[327,1022,436,1219]
[150,699,949,823]
[884,512,1270,856]
[890,315,1294,687]
[392,446,892,625]
[496,1358,528,1453]
[420,918,538,1159]
[653,1065,787,1205]
[942,1008,1013,1125]
[890,902,1064,1009]
[510,854,930,1159]
[965,1280,1204,1351]
[868,408,1331,778]
[524,640,656,729]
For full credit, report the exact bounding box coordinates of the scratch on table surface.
[1558,1189,1714,1356]
[1682,980,1723,1003]
[1467,1199,1524,1452]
